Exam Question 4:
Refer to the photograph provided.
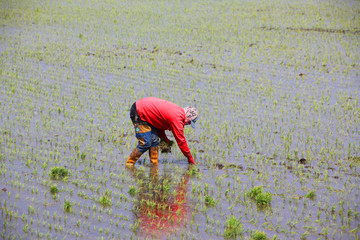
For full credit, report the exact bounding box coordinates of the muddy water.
[1,51,359,240]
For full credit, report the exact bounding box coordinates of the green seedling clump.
[50,185,59,194]
[128,186,136,196]
[305,190,316,200]
[255,192,272,206]
[252,231,268,240]
[348,156,360,167]
[224,216,243,238]
[49,167,70,180]
[63,200,72,212]
[162,179,171,193]
[349,156,360,162]
[188,166,199,177]
[99,195,112,206]
[248,186,264,199]
[248,186,272,206]
[204,195,216,207]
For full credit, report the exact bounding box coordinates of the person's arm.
[170,122,195,164]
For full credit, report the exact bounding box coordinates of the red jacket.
[136,97,192,160]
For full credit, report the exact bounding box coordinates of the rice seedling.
[305,190,316,200]
[49,185,59,195]
[251,230,268,240]
[248,186,272,206]
[22,224,30,233]
[99,195,112,207]
[223,216,243,238]
[204,195,216,207]
[63,200,72,213]
[128,186,136,196]
[188,166,200,177]
[49,167,70,180]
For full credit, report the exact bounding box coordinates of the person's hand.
[188,156,196,165]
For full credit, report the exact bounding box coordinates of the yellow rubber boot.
[126,148,143,166]
[149,146,159,165]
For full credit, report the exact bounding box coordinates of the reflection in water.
[127,166,191,239]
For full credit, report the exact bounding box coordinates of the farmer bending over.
[126,97,198,166]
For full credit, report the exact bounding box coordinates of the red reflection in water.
[127,166,191,239]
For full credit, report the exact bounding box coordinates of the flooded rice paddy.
[0,0,359,239]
